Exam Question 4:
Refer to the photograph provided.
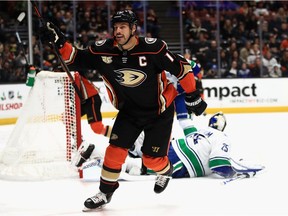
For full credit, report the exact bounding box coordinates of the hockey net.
[0,71,82,180]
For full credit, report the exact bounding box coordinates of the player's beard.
[114,34,128,46]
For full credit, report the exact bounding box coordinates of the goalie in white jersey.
[76,112,264,180]
[129,112,263,178]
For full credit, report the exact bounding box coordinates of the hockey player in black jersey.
[39,10,207,211]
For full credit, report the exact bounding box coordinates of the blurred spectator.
[186,17,208,43]
[1,60,13,82]
[260,20,271,42]
[280,34,288,52]
[204,40,218,71]
[205,64,218,79]
[267,34,280,59]
[221,19,234,41]
[262,50,280,77]
[247,43,261,68]
[184,10,195,37]
[276,7,288,23]
[278,22,288,40]
[231,21,248,45]
[190,32,209,64]
[201,13,214,38]
[219,49,229,77]
[250,57,268,78]
[0,14,6,43]
[79,10,92,32]
[62,11,74,35]
[268,12,282,35]
[244,10,258,40]
[75,30,91,49]
[146,8,160,38]
[237,1,249,17]
[238,62,251,78]
[42,45,57,71]
[253,1,269,17]
[239,40,251,64]
[230,50,242,70]
[225,60,238,78]
[280,50,288,77]
[2,43,15,64]
[226,41,240,65]
[270,63,282,78]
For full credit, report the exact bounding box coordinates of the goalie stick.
[30,0,84,102]
[222,173,250,185]
[15,12,29,65]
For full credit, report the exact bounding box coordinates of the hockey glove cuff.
[185,89,207,116]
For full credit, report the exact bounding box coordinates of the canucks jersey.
[60,37,195,118]
[170,127,232,178]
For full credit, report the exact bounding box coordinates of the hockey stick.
[15,12,29,65]
[30,0,84,102]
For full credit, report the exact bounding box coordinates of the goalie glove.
[72,142,95,168]
[185,89,207,116]
[230,158,265,178]
[39,22,66,49]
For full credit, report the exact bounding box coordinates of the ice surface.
[0,113,287,216]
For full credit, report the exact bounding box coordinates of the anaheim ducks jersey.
[60,36,196,118]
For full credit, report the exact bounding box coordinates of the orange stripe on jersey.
[89,46,119,56]
[179,72,196,93]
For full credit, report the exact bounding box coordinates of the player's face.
[113,22,131,45]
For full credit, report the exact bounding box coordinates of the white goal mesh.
[0,71,82,180]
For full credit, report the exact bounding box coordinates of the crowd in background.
[182,1,288,78]
[0,1,288,83]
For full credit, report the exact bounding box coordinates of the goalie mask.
[208,112,227,131]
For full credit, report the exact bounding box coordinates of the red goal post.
[0,71,82,180]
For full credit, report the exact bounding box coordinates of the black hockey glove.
[185,89,207,116]
[39,22,66,49]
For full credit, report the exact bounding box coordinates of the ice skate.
[153,161,173,194]
[154,174,172,194]
[82,191,113,212]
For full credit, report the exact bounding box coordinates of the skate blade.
[82,205,105,212]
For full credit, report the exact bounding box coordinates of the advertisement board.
[1,78,288,124]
